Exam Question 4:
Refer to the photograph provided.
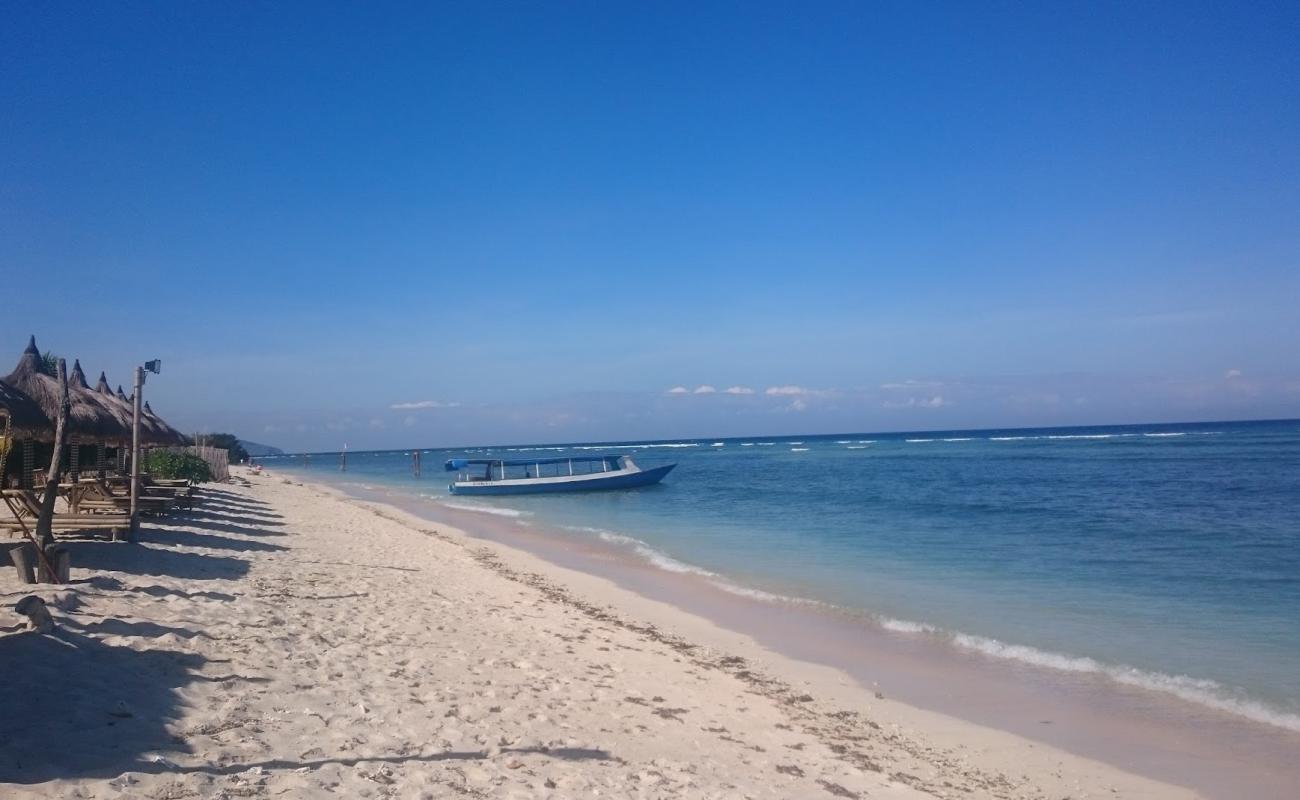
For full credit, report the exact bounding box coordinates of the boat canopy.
[445,455,623,472]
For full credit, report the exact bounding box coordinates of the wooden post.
[8,545,36,584]
[129,365,143,542]
[35,359,70,551]
[38,545,68,584]
[340,447,347,471]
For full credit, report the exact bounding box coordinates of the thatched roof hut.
[4,337,131,444]
[93,371,158,446]
[0,377,53,441]
[69,360,137,441]
[143,401,189,446]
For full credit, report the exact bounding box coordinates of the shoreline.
[306,474,1204,799]
[2,467,1206,798]
[304,469,1300,799]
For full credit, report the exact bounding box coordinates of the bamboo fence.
[159,445,230,482]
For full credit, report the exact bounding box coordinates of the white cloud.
[693,385,717,394]
[390,400,460,410]
[765,385,808,396]
[881,379,943,390]
[788,398,808,412]
[1224,369,1242,380]
[883,395,947,409]
[723,386,754,395]
[666,386,690,394]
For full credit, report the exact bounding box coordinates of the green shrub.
[144,450,213,483]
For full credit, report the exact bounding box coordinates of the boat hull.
[450,464,675,496]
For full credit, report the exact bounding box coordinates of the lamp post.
[128,359,162,541]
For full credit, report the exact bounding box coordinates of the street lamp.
[129,359,162,540]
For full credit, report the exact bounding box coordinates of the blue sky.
[3,2,1297,450]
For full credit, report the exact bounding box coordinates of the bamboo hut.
[113,385,186,446]
[0,377,53,490]
[0,378,53,442]
[4,338,129,444]
[69,361,135,437]
[143,401,189,446]
[94,371,168,446]
[4,337,136,487]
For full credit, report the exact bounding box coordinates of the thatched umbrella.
[4,337,129,444]
[94,371,170,446]
[69,360,135,441]
[143,401,189,446]
[0,378,53,442]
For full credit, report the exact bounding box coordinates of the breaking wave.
[569,521,1300,732]
[567,526,718,578]
[438,500,532,518]
[947,633,1300,733]
[573,442,700,450]
[570,526,823,606]
[870,617,1300,733]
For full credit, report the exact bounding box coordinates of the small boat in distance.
[445,455,675,496]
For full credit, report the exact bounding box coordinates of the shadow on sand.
[195,489,276,512]
[181,507,285,525]
[0,627,207,784]
[82,575,236,603]
[61,541,251,582]
[147,528,288,554]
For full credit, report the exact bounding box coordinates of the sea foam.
[439,500,531,518]
[569,526,719,578]
[943,633,1300,733]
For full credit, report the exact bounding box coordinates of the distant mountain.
[239,440,284,457]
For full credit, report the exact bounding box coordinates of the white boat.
[445,454,674,496]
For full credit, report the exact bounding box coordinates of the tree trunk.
[35,359,70,549]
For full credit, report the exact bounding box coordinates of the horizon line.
[260,415,1299,457]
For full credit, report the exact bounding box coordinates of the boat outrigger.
[445,455,675,496]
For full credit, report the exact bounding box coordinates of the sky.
[2,2,1298,451]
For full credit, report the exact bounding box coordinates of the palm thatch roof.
[4,337,132,444]
[93,371,163,446]
[70,359,137,440]
[143,400,189,445]
[0,377,53,441]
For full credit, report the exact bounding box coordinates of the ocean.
[263,418,1300,735]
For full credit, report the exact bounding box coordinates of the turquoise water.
[264,419,1300,731]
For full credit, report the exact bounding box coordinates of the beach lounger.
[105,475,197,504]
[58,479,175,515]
[0,489,130,538]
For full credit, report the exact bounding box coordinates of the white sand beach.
[1,469,1199,799]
